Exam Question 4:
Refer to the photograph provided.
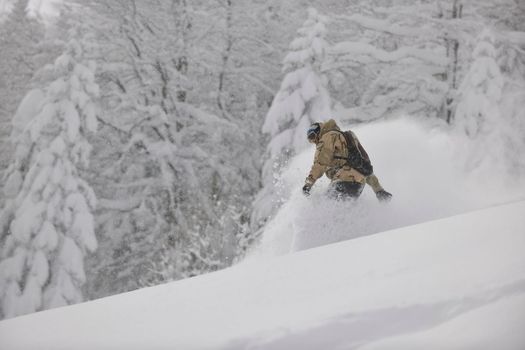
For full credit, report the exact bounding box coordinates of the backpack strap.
[325,129,362,159]
[348,130,371,162]
[327,129,374,176]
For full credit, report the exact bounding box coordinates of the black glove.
[376,189,392,202]
[302,184,312,196]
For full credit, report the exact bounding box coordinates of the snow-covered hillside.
[2,0,524,322]
[1,114,525,349]
[0,199,524,349]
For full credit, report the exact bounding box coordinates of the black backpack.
[331,130,374,176]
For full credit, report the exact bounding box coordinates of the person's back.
[303,119,392,201]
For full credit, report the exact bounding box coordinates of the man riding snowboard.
[303,119,392,201]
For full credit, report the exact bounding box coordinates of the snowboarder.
[302,119,392,201]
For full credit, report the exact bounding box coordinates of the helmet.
[307,123,321,142]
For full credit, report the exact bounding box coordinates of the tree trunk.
[446,0,462,124]
[217,0,233,114]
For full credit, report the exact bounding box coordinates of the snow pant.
[327,181,364,200]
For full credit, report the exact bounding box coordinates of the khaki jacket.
[305,119,384,193]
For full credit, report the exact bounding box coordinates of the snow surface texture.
[252,116,525,256]
[360,294,525,350]
[0,200,524,349]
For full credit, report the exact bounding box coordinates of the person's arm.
[305,141,328,185]
[366,174,383,192]
[303,135,334,194]
[366,174,392,201]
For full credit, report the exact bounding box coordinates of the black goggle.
[307,131,318,141]
[307,124,320,141]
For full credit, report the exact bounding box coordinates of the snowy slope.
[1,200,524,350]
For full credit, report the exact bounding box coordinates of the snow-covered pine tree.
[453,29,506,174]
[325,1,479,123]
[77,0,195,294]
[500,51,525,177]
[492,4,525,179]
[0,0,45,185]
[0,0,15,21]
[264,7,331,157]
[26,0,61,19]
[453,24,525,181]
[0,27,99,319]
[252,7,331,229]
[69,0,261,297]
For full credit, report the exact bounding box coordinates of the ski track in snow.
[227,280,525,350]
